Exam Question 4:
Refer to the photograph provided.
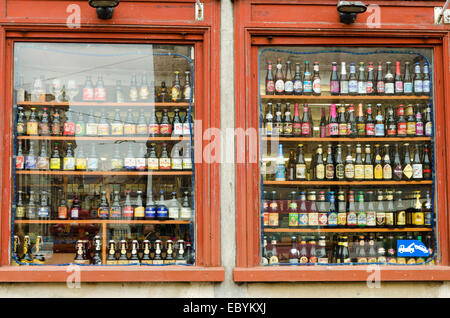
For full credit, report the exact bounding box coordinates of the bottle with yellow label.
[413,191,424,227]
[268,240,279,264]
[75,145,87,171]
[373,144,383,180]
[63,142,75,171]
[27,107,39,136]
[50,142,61,170]
[402,143,413,180]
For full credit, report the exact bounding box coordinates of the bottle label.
[159,158,171,170]
[340,81,349,94]
[296,164,306,179]
[423,80,430,93]
[383,165,392,179]
[159,124,172,135]
[376,81,385,93]
[318,213,328,226]
[366,81,374,94]
[98,207,109,219]
[136,124,148,135]
[292,123,301,136]
[269,213,279,227]
[136,158,146,170]
[87,158,98,170]
[412,164,423,179]
[284,123,293,135]
[276,164,286,181]
[86,123,98,136]
[135,207,145,218]
[337,213,347,226]
[49,158,60,170]
[327,212,338,226]
[71,208,79,219]
[395,81,403,93]
[148,158,159,170]
[336,164,345,179]
[37,157,49,170]
[308,212,319,226]
[16,206,25,218]
[387,124,397,136]
[284,81,294,93]
[275,80,284,93]
[171,158,183,170]
[407,122,416,135]
[397,211,406,226]
[316,164,325,180]
[27,122,38,135]
[183,158,193,170]
[110,207,121,219]
[148,123,160,135]
[397,122,407,135]
[424,212,432,226]
[364,165,374,179]
[357,81,366,94]
[111,158,123,170]
[129,88,138,101]
[293,80,302,93]
[94,88,106,101]
[39,123,50,135]
[394,165,403,179]
[173,123,183,135]
[344,164,354,179]
[425,122,432,136]
[416,122,424,136]
[76,158,87,170]
[375,124,384,136]
[301,122,311,136]
[180,207,192,219]
[385,213,394,226]
[110,124,122,136]
[38,207,50,218]
[414,80,423,93]
[365,123,375,136]
[298,213,308,226]
[303,80,312,93]
[145,206,156,219]
[366,211,376,226]
[354,165,364,179]
[124,157,136,170]
[338,123,348,136]
[326,164,335,179]
[83,88,94,100]
[289,213,299,227]
[63,157,75,170]
[64,122,75,136]
[404,82,413,93]
[75,123,85,136]
[139,87,150,100]
[385,82,394,94]
[328,123,339,136]
[347,212,357,226]
[330,81,340,94]
[403,164,413,179]
[374,164,383,179]
[124,124,136,135]
[376,212,385,226]
[266,81,274,93]
[414,212,424,226]
[349,80,358,93]
[313,79,321,94]
[16,155,24,170]
[123,206,134,218]
[17,123,25,135]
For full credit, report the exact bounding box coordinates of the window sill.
[0,266,225,282]
[233,266,450,282]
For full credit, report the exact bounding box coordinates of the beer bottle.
[309,240,318,264]
[413,191,424,227]
[283,103,293,136]
[333,236,342,263]
[287,237,299,263]
[124,143,136,171]
[145,190,157,220]
[384,61,394,95]
[293,63,303,95]
[172,109,183,136]
[167,192,180,221]
[301,103,311,137]
[269,191,280,228]
[393,144,403,180]
[159,143,171,170]
[317,191,328,227]
[330,62,340,95]
[308,191,319,228]
[405,192,415,226]
[355,103,365,136]
[115,80,125,103]
[406,105,416,136]
[136,109,148,136]
[357,236,368,263]
[15,190,26,220]
[335,144,345,181]
[176,240,187,264]
[314,145,325,181]
[16,106,26,136]
[422,63,431,95]
[415,105,424,136]
[268,240,279,264]
[312,61,321,96]
[264,103,274,136]
[38,108,50,136]
[385,191,395,228]
[373,144,383,180]
[136,144,147,171]
[347,104,357,137]
[27,107,39,136]
[63,142,75,171]
[302,61,313,95]
[106,240,117,264]
[123,190,134,220]
[357,62,366,95]
[117,240,129,264]
[57,190,68,220]
[148,109,160,137]
[376,190,386,227]
[110,109,124,136]
[110,190,122,219]
[295,144,306,180]
[37,190,50,220]
[153,240,164,264]
[156,191,169,220]
[94,74,106,102]
[85,109,98,136]
[348,62,358,95]
[37,141,49,170]
[317,236,328,264]
[347,191,357,228]
[366,191,376,227]
[159,109,172,136]
[395,191,406,228]
[147,143,159,170]
[87,142,99,171]
[20,235,33,263]
[354,144,364,181]
[413,62,423,95]
[11,235,20,265]
[284,60,294,95]
[139,73,150,101]
[376,61,385,95]
[325,144,335,180]
[129,74,139,102]
[16,140,25,170]
[97,191,109,219]
[63,110,75,136]
[292,103,301,136]
[340,61,349,95]
[366,62,375,95]
[424,104,433,137]
[274,58,284,95]
[70,195,81,220]
[403,62,413,95]
[423,190,432,228]
[382,144,392,180]
[365,104,375,136]
[319,107,327,138]
[367,236,377,263]
[337,104,347,137]
[422,144,432,180]
[141,240,152,264]
[83,76,95,101]
[297,239,308,264]
[386,106,397,137]
[402,144,413,180]
[340,236,351,263]
[134,190,145,220]
[50,142,61,170]
[328,104,339,137]
[183,71,192,102]
[124,108,136,136]
[374,104,384,137]
[75,112,86,137]
[344,144,354,181]
[337,191,347,228]
[394,61,403,95]
[180,191,192,220]
[364,144,373,180]
[328,191,338,227]
[111,144,123,171]
[412,144,423,180]
[182,145,193,170]
[158,81,168,103]
[92,236,102,265]
[25,141,38,170]
[287,150,296,181]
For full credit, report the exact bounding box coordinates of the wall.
[0,0,449,298]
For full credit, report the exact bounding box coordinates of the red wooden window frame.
[233,0,450,282]
[0,0,224,283]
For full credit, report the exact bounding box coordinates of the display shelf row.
[17,101,192,108]
[263,181,432,186]
[260,95,431,101]
[262,137,431,142]
[263,227,432,233]
[16,171,193,176]
[17,136,191,142]
[14,220,191,225]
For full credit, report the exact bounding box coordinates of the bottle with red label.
[366,62,375,95]
[376,61,385,95]
[394,61,404,95]
[396,105,407,137]
[309,240,318,264]
[123,108,136,136]
[148,109,160,137]
[94,74,107,102]
[312,62,321,96]
[172,108,183,136]
[15,140,25,170]
[328,104,338,137]
[51,109,62,136]
[292,103,302,136]
[330,62,340,95]
[63,110,75,136]
[159,109,172,136]
[98,191,110,219]
[337,104,347,137]
[122,190,134,220]
[364,104,375,136]
[386,106,397,137]
[274,58,284,95]
[299,239,309,264]
[83,76,95,101]
[159,143,171,170]
[39,108,51,136]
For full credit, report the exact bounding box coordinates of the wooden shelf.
[16,170,192,176]
[17,136,190,142]
[17,101,192,107]
[263,180,433,186]
[261,94,431,101]
[263,227,432,233]
[262,137,432,142]
[14,219,191,225]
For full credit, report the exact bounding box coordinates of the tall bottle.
[337,104,347,137]
[312,62,321,96]
[366,191,376,227]
[265,61,275,95]
[94,74,106,102]
[97,191,110,219]
[383,144,392,180]
[287,150,296,181]
[292,103,301,136]
[365,104,375,136]
[301,103,311,137]
[392,144,403,181]
[347,104,357,137]
[344,144,354,181]
[37,141,49,170]
[374,104,385,137]
[328,104,339,137]
[376,61,385,95]
[386,106,397,137]
[385,191,395,228]
[144,190,157,220]
[403,62,413,95]
[366,62,375,95]
[63,110,75,136]
[384,61,395,95]
[373,144,383,180]
[339,61,349,95]
[134,190,145,220]
[63,142,75,171]
[122,190,134,220]
[295,144,307,180]
[348,62,358,95]
[314,144,325,181]
[395,191,406,228]
[335,144,345,181]
[319,107,327,138]
[83,76,95,101]
[328,192,338,227]
[354,144,364,181]
[293,63,303,95]
[302,61,313,95]
[171,71,182,102]
[413,62,423,95]
[376,190,386,228]
[356,103,366,136]
[180,192,192,221]
[275,144,286,181]
[109,191,122,219]
[86,142,99,171]
[156,191,169,220]
[394,61,404,95]
[347,191,357,227]
[86,109,98,136]
[330,62,340,95]
[364,144,373,180]
[422,63,431,95]
[422,144,432,180]
[139,73,150,101]
[402,144,413,180]
[75,111,86,137]
[49,142,61,171]
[412,144,423,180]
[274,58,284,95]
[325,144,335,181]
[283,103,293,137]
[284,60,294,95]
[183,71,192,102]
[357,62,366,95]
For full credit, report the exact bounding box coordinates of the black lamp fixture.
[337,1,367,24]
[89,0,120,20]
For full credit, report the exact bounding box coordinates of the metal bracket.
[195,1,204,21]
[434,7,450,24]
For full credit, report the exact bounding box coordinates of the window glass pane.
[259,46,436,266]
[12,42,195,266]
